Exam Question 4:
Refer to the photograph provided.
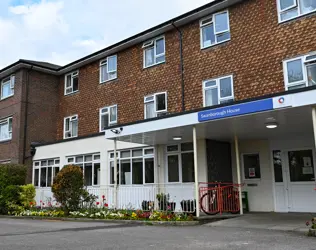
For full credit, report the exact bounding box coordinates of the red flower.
[102,195,105,199]
[306,221,310,226]
[42,203,45,206]
[96,202,100,205]
[40,200,42,203]
[29,202,33,206]
[104,203,109,207]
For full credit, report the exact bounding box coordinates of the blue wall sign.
[198,99,273,122]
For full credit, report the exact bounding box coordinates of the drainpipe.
[22,66,33,164]
[172,23,185,112]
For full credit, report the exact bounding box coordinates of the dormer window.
[65,71,79,95]
[143,37,165,68]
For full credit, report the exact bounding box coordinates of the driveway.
[0,218,314,250]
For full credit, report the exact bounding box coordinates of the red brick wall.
[56,0,316,139]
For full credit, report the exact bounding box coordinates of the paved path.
[0,218,314,250]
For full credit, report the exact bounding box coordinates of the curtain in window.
[110,106,117,123]
[307,64,316,86]
[145,102,155,118]
[300,0,316,13]
[100,64,108,82]
[205,88,218,106]
[0,122,9,140]
[145,47,154,66]
[202,25,215,47]
[71,120,78,137]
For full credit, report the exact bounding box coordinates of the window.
[1,75,15,100]
[109,148,154,185]
[203,75,234,107]
[99,105,117,131]
[288,150,315,182]
[33,159,60,188]
[64,71,79,95]
[277,0,316,22]
[166,143,194,183]
[0,117,12,142]
[243,154,261,179]
[273,150,283,182]
[144,92,167,119]
[64,115,78,139]
[283,53,316,90]
[200,11,230,49]
[67,153,101,186]
[143,37,165,68]
[100,55,117,83]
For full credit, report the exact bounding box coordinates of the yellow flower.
[131,212,137,218]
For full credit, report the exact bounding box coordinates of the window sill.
[201,39,231,50]
[63,136,78,140]
[100,77,118,85]
[278,10,316,24]
[143,61,165,70]
[0,139,12,144]
[0,94,14,101]
[64,91,79,97]
[100,124,118,133]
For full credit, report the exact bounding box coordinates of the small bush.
[52,165,87,213]
[0,185,22,214]
[0,164,27,192]
[20,184,36,209]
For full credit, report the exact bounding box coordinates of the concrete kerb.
[0,215,200,226]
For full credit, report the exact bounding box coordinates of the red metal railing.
[199,182,243,215]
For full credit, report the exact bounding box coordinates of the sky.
[0,0,212,68]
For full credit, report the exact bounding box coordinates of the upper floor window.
[33,158,60,188]
[277,0,316,22]
[203,75,234,107]
[100,55,117,83]
[67,153,101,186]
[200,10,230,49]
[65,71,79,95]
[0,117,12,142]
[99,105,117,132]
[1,75,15,100]
[143,37,165,68]
[64,115,78,139]
[144,92,167,119]
[283,53,316,90]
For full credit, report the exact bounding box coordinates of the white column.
[193,126,200,217]
[312,108,316,149]
[113,139,118,209]
[234,135,243,215]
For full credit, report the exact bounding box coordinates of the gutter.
[172,23,185,112]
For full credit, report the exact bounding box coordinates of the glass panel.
[132,158,143,185]
[84,163,93,186]
[167,145,178,152]
[41,161,47,166]
[66,74,72,87]
[48,160,54,166]
[156,93,166,111]
[0,122,9,140]
[121,160,131,185]
[53,167,60,178]
[299,0,316,14]
[288,84,306,90]
[132,149,143,157]
[307,63,316,86]
[216,32,231,43]
[121,151,131,158]
[72,76,79,91]
[214,12,229,33]
[85,155,93,162]
[145,158,154,184]
[34,169,39,187]
[65,118,70,131]
[168,155,179,182]
[47,167,52,187]
[181,143,193,151]
[280,0,296,10]
[144,148,154,155]
[110,106,117,123]
[76,156,83,163]
[34,162,40,167]
[94,155,100,161]
[205,88,218,106]
[287,59,304,83]
[182,153,195,183]
[156,38,165,55]
[54,159,60,165]
[202,24,215,47]
[108,56,117,72]
[205,80,216,88]
[71,120,78,137]
[156,54,165,64]
[93,163,101,186]
[280,7,298,21]
[273,150,283,182]
[243,154,261,179]
[68,157,74,163]
[101,113,109,130]
[145,102,155,119]
[288,150,315,182]
[220,99,234,104]
[100,63,108,82]
[110,161,119,184]
[219,77,232,98]
[145,47,155,67]
[40,167,47,187]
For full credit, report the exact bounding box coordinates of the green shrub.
[20,184,36,209]
[52,165,87,214]
[0,185,22,214]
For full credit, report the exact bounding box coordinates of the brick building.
[2,0,316,214]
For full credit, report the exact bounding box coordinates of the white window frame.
[108,147,155,186]
[144,92,167,119]
[64,71,79,95]
[0,160,11,164]
[1,75,15,100]
[143,36,166,68]
[99,105,118,132]
[63,115,78,139]
[283,52,316,90]
[203,75,234,107]
[166,143,194,184]
[0,117,12,142]
[33,158,60,188]
[200,10,230,49]
[277,0,316,23]
[99,55,118,84]
[66,153,101,187]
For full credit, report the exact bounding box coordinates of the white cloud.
[0,0,213,68]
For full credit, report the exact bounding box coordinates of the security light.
[173,136,182,141]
